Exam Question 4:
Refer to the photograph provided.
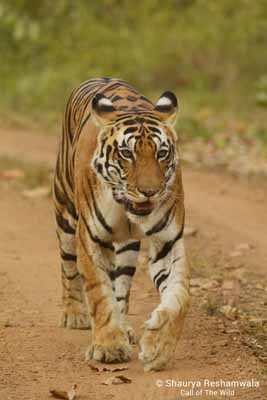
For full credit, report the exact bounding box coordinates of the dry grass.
[0,156,52,189]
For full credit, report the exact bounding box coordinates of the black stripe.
[161,285,167,293]
[112,95,123,102]
[64,121,73,189]
[146,204,175,236]
[56,213,76,234]
[113,266,136,279]
[153,268,166,284]
[123,119,137,126]
[102,82,122,94]
[102,80,136,96]
[172,256,181,264]
[144,119,160,125]
[140,95,153,105]
[105,144,113,178]
[150,133,162,142]
[155,104,173,113]
[67,294,83,303]
[60,249,77,262]
[54,182,78,221]
[67,200,78,221]
[53,181,66,206]
[65,97,73,139]
[65,161,73,189]
[152,217,185,264]
[81,214,114,251]
[127,95,138,101]
[100,137,108,157]
[72,79,102,103]
[72,83,93,111]
[77,111,91,135]
[82,178,95,218]
[116,296,126,301]
[116,80,139,93]
[116,241,140,255]
[113,113,136,122]
[108,270,116,281]
[155,271,171,289]
[87,178,113,234]
[98,103,116,113]
[138,103,151,110]
[148,126,161,134]
[61,265,80,281]
[124,126,137,135]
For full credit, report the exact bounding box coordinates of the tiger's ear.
[92,93,117,126]
[154,91,178,126]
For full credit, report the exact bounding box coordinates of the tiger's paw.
[86,325,132,363]
[139,309,183,371]
[60,305,91,330]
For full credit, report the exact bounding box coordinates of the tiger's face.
[91,92,179,216]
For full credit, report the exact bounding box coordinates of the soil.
[0,128,266,400]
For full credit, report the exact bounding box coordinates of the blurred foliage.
[0,0,267,135]
[0,156,51,188]
[255,75,267,107]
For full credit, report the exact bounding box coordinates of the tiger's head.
[91,91,179,216]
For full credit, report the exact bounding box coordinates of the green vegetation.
[0,0,267,147]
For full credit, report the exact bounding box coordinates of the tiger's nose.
[138,188,159,197]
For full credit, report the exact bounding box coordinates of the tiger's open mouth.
[112,191,155,216]
[125,199,154,216]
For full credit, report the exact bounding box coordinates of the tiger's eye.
[157,149,168,159]
[121,149,132,159]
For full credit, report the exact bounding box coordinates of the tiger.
[53,77,190,371]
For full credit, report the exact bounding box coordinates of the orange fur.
[53,78,189,369]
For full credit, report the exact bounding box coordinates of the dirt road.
[0,128,266,400]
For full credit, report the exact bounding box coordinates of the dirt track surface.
[0,129,266,400]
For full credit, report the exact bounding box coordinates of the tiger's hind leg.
[56,216,91,330]
[113,239,140,343]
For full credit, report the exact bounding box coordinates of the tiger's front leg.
[139,235,190,371]
[112,239,140,344]
[113,239,140,314]
[77,219,132,364]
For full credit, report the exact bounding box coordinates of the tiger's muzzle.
[122,185,166,216]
